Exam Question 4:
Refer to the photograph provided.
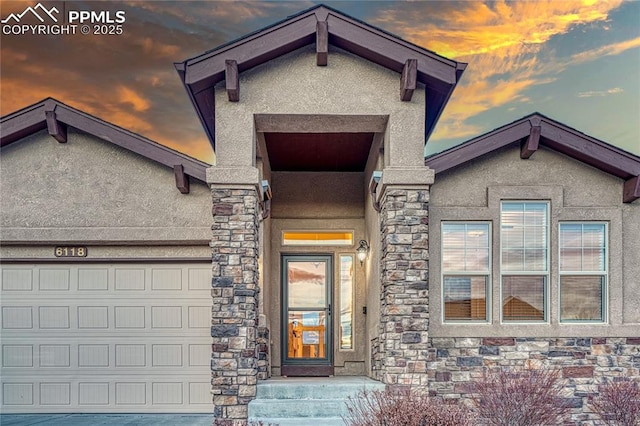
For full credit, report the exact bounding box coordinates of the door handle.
[328,304,331,315]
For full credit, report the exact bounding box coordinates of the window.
[282,231,353,246]
[559,223,607,322]
[339,255,354,349]
[441,223,490,322]
[500,202,548,322]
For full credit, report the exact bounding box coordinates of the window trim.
[558,221,608,324]
[441,221,492,324]
[499,201,550,324]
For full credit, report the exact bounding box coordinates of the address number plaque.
[54,246,88,257]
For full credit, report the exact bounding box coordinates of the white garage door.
[0,263,213,413]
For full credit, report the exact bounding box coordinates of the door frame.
[281,254,334,376]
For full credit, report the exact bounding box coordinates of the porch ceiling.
[265,132,373,171]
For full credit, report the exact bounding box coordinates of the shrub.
[588,378,640,426]
[343,386,474,426]
[470,368,570,426]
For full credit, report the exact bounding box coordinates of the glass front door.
[282,255,332,374]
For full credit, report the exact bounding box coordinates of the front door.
[282,255,333,376]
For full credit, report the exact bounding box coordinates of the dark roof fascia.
[176,4,466,151]
[0,98,209,183]
[425,113,640,202]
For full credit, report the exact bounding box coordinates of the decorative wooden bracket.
[225,60,239,102]
[400,59,417,101]
[316,21,328,66]
[521,125,541,159]
[174,164,190,194]
[44,109,67,143]
[623,175,639,203]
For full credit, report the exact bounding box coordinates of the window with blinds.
[500,202,548,322]
[559,223,607,322]
[442,222,490,322]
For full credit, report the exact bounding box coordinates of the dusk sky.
[1,1,638,164]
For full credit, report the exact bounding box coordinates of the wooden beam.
[623,175,640,203]
[225,60,239,102]
[174,164,190,194]
[521,125,541,159]
[45,110,67,143]
[400,59,417,101]
[316,21,328,66]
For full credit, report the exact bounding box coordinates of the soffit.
[265,132,374,172]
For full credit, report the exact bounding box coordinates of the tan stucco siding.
[271,172,364,219]
[0,129,212,244]
[429,145,639,337]
[214,45,426,170]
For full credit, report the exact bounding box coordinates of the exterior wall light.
[356,240,370,265]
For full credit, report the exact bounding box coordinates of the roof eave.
[0,98,209,184]
[425,113,640,203]
[179,4,465,150]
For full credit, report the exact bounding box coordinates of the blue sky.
[1,1,638,163]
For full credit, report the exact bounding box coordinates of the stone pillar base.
[210,186,260,421]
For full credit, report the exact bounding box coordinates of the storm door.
[281,255,333,376]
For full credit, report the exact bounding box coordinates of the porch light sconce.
[260,180,272,220]
[356,240,370,265]
[369,171,382,212]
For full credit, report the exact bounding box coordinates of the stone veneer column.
[209,167,261,423]
[376,168,432,386]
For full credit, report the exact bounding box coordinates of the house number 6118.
[54,246,87,257]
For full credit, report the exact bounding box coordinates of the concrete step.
[248,376,384,425]
[248,417,345,426]
[255,377,385,399]
[249,398,348,418]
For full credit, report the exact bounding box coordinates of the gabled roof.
[425,113,640,203]
[0,98,209,193]
[175,4,466,151]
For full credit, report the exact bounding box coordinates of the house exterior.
[1,4,638,423]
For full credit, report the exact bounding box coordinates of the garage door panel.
[0,263,212,413]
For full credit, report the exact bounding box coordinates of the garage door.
[0,263,212,413]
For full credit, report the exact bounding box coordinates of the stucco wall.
[0,129,212,245]
[429,145,640,337]
[271,172,364,219]
[213,45,425,169]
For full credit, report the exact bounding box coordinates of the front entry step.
[248,376,385,426]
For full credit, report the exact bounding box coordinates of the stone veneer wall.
[210,188,260,423]
[427,337,640,424]
[257,326,269,380]
[376,188,430,385]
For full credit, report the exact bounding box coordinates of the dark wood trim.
[400,59,417,101]
[426,120,530,174]
[1,98,209,183]
[225,60,239,102]
[184,13,317,86]
[177,4,466,150]
[520,125,540,159]
[45,110,67,143]
[281,365,334,377]
[0,257,211,264]
[316,20,328,66]
[623,176,640,203]
[325,13,457,84]
[426,113,640,195]
[174,164,190,194]
[540,121,640,178]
